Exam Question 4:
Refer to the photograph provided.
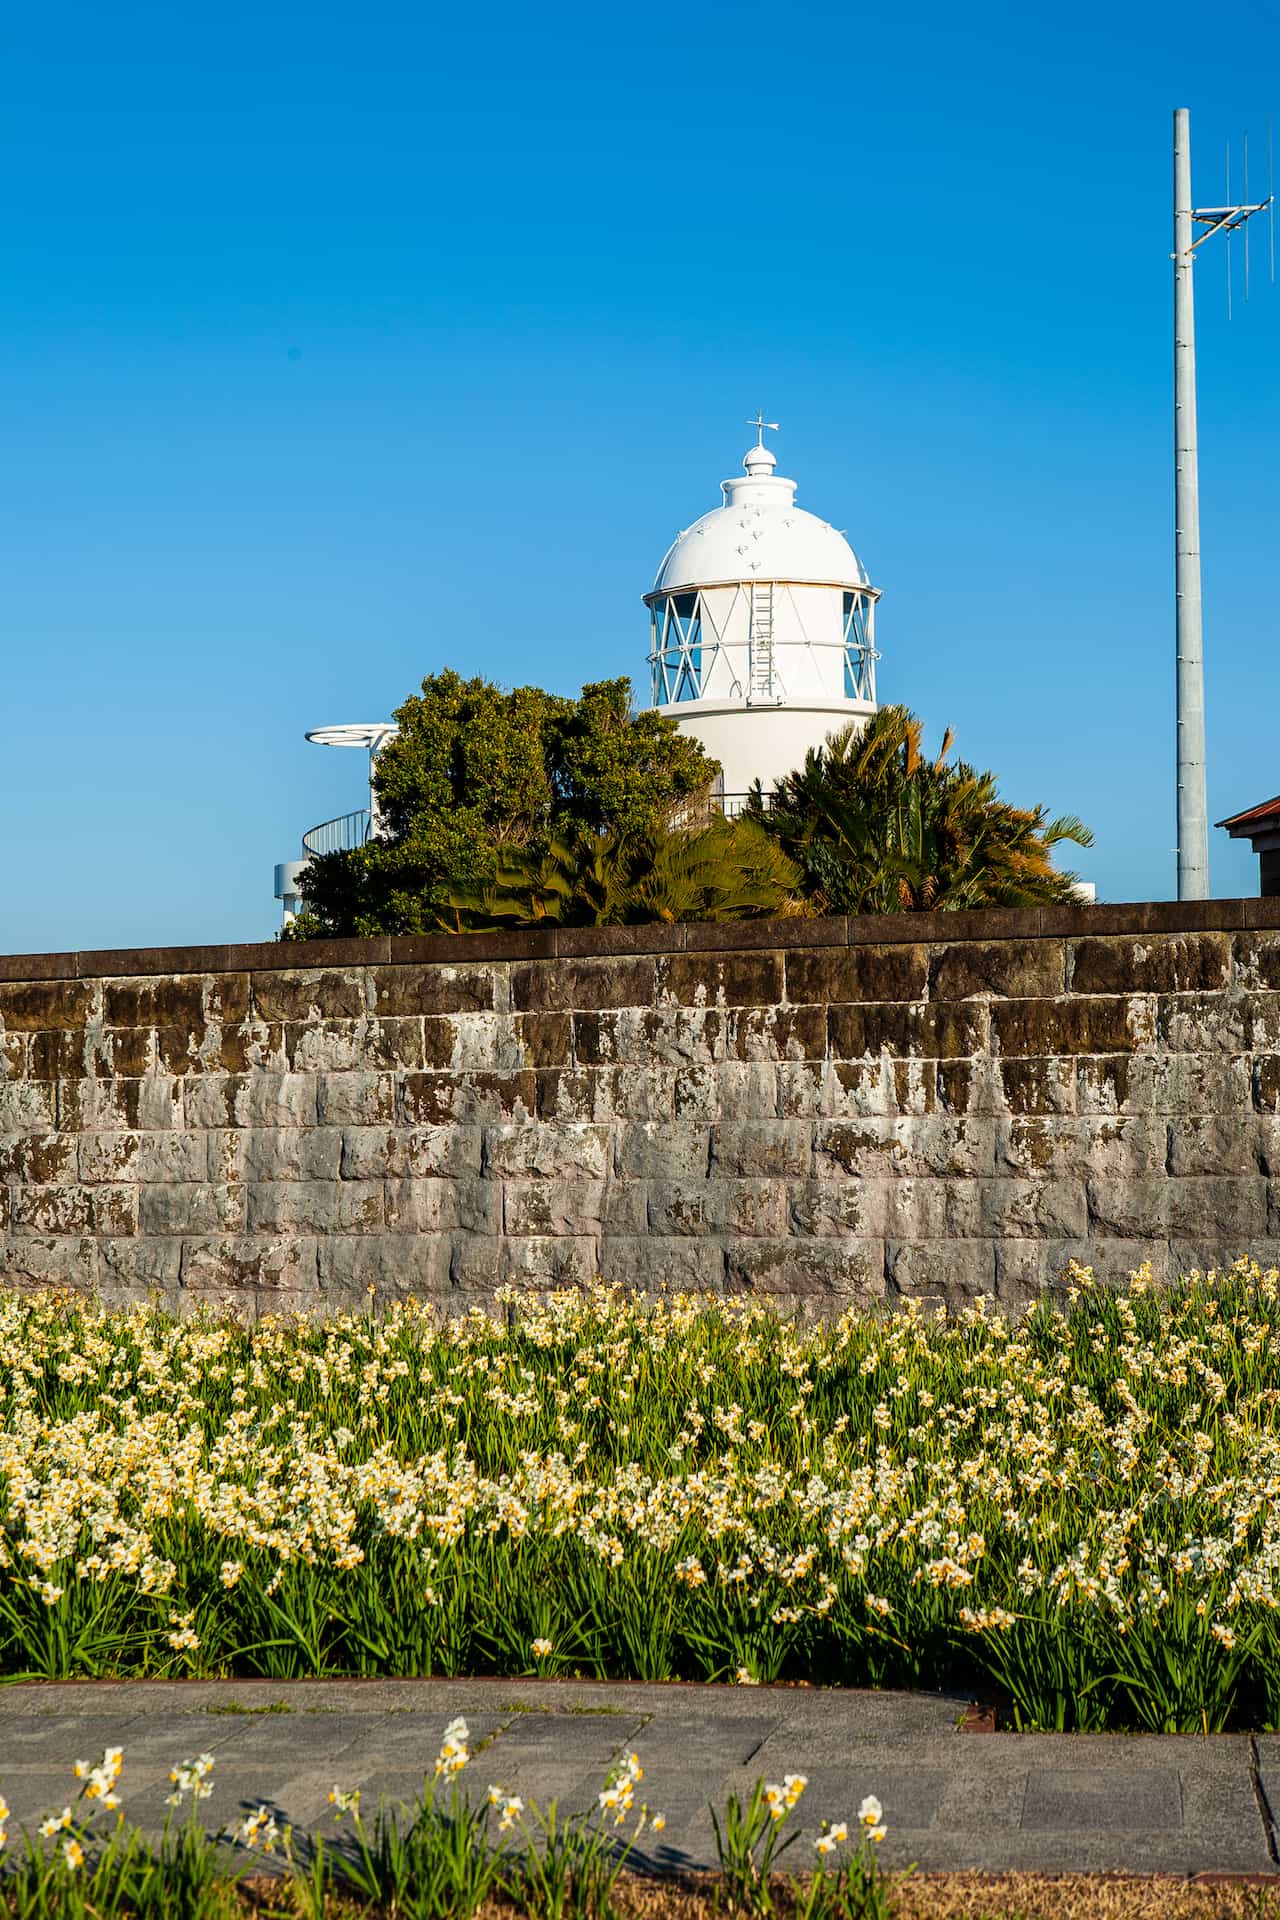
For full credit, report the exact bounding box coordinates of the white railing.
[302,809,372,858]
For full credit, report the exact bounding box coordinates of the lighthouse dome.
[653,445,869,594]
[643,428,882,805]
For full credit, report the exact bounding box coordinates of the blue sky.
[2,0,1277,952]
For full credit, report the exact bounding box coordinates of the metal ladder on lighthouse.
[748,583,775,701]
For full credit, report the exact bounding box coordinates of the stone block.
[996,1114,1164,1181]
[283,1020,385,1073]
[229,1072,319,1129]
[1256,1058,1280,1112]
[574,1007,723,1067]
[1087,1173,1171,1237]
[250,971,369,1022]
[710,1119,812,1177]
[829,1001,987,1061]
[656,950,784,1009]
[722,1004,826,1062]
[99,1237,183,1293]
[886,1239,995,1301]
[992,1057,1078,1115]
[1080,1051,1251,1117]
[991,995,1156,1057]
[777,1060,892,1119]
[384,1176,464,1233]
[785,945,929,1006]
[229,1127,344,1183]
[0,1081,55,1132]
[1165,1176,1268,1240]
[135,1132,210,1183]
[0,980,95,1031]
[90,1185,139,1235]
[598,1235,726,1293]
[615,1121,710,1179]
[399,1070,536,1125]
[155,1024,257,1075]
[1157,992,1251,1054]
[814,1115,996,1179]
[1168,1115,1260,1178]
[1258,1120,1280,1176]
[419,1012,523,1072]
[1070,934,1231,996]
[483,1122,610,1180]
[503,1178,604,1236]
[340,1124,483,1180]
[501,1235,599,1285]
[317,1233,452,1301]
[179,1236,319,1293]
[789,1177,889,1237]
[516,1012,573,1067]
[993,1239,1100,1308]
[600,1182,647,1234]
[104,975,249,1028]
[1,1030,25,1076]
[882,1178,982,1239]
[11,1185,93,1233]
[139,1184,245,1234]
[929,940,1066,1001]
[0,1235,97,1291]
[725,1237,885,1300]
[645,1178,723,1236]
[891,1058,939,1115]
[671,1064,723,1121]
[513,957,654,1013]
[536,1065,673,1123]
[979,1177,1089,1238]
[1233,934,1280,991]
[29,1030,93,1079]
[315,1071,395,1126]
[712,1061,780,1118]
[0,1130,77,1182]
[247,1180,385,1234]
[371,963,504,1018]
[136,1074,184,1130]
[1248,994,1280,1051]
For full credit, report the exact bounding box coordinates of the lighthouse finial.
[747,410,779,447]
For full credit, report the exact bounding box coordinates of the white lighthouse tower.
[645,420,880,805]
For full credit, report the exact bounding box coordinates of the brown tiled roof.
[1217,794,1280,832]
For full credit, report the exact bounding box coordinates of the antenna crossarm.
[1188,198,1274,251]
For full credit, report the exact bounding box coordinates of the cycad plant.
[439,816,806,930]
[750,705,1091,915]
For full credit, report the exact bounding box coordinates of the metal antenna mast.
[1172,106,1273,901]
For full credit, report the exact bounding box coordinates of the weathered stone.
[0,1235,97,1291]
[997,1114,1164,1181]
[0,1081,55,1132]
[1071,935,1231,996]
[886,1239,994,1300]
[829,1001,986,1061]
[785,945,929,1006]
[483,1123,610,1180]
[139,1184,245,1234]
[372,964,504,1018]
[233,1127,345,1183]
[384,1175,478,1234]
[536,1065,673,1123]
[99,1236,182,1293]
[574,1007,722,1066]
[287,1018,424,1073]
[0,1130,77,1182]
[892,1059,939,1115]
[725,1237,885,1300]
[598,1236,725,1292]
[1158,992,1252,1054]
[929,940,1066,1001]
[339,1125,483,1180]
[991,1056,1077,1114]
[991,996,1157,1057]
[179,1236,318,1292]
[105,975,249,1029]
[513,958,654,1013]
[979,1178,1089,1239]
[315,1071,395,1126]
[0,980,95,1031]
[723,1004,826,1062]
[501,1235,599,1285]
[399,1070,536,1125]
[317,1233,452,1300]
[615,1121,710,1179]
[1168,1115,1261,1178]
[881,1178,982,1240]
[136,1132,210,1183]
[1165,1177,1268,1239]
[246,1181,384,1234]
[11,1185,93,1234]
[814,1116,995,1179]
[1087,1174,1170,1237]
[250,970,367,1022]
[711,1119,812,1178]
[516,1013,573,1068]
[778,1060,892,1119]
[1233,934,1280,991]
[656,951,784,1009]
[789,1178,889,1238]
[504,1180,605,1236]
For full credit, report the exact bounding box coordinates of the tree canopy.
[748,705,1092,915]
[293,672,717,937]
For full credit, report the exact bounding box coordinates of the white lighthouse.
[645,420,880,806]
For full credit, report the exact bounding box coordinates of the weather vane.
[747,411,779,447]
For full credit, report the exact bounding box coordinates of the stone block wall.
[3,899,1280,1317]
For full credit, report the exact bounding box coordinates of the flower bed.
[4,1265,1280,1730]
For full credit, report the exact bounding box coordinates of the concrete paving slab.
[0,1682,1274,1877]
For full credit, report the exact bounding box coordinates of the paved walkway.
[1,1679,1277,1878]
